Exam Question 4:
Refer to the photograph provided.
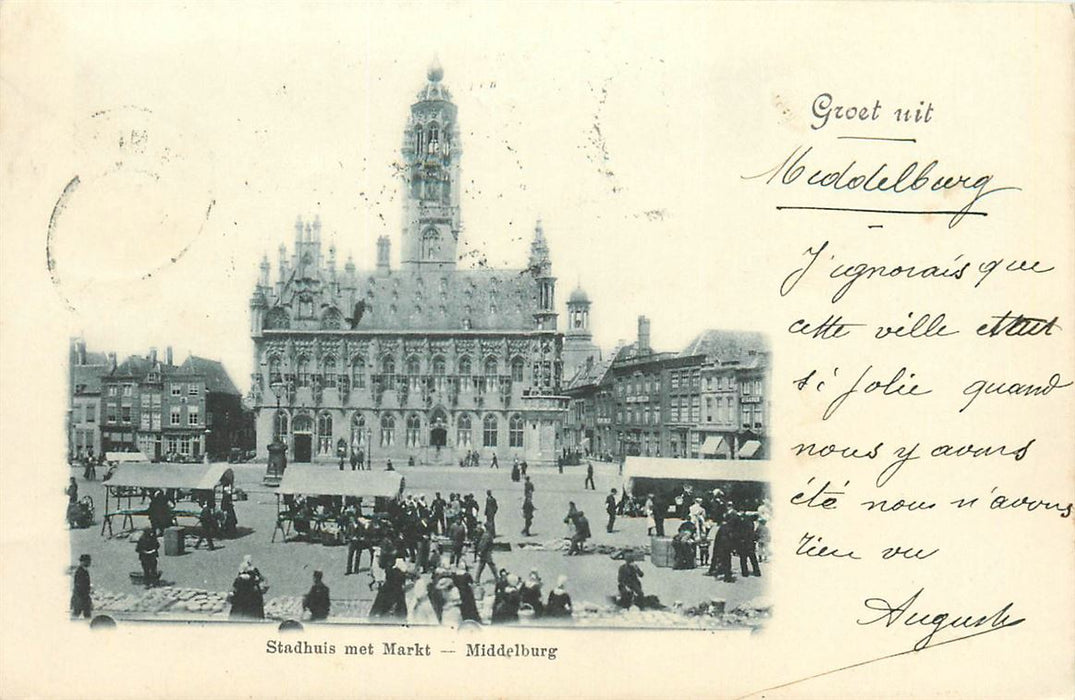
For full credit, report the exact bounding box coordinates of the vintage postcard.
[1,2,1072,698]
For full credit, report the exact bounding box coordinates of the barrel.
[650,536,674,568]
[163,526,185,556]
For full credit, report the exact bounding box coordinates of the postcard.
[0,2,1071,698]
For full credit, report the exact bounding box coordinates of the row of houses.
[562,317,770,461]
[67,338,255,462]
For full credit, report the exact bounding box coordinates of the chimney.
[77,338,86,365]
[376,236,391,270]
[107,352,117,371]
[638,315,651,354]
[166,346,173,366]
[149,347,158,363]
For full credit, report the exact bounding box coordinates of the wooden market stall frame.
[272,465,405,543]
[99,462,235,537]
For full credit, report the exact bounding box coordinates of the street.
[67,459,770,628]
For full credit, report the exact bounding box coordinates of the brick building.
[100,347,247,461]
[68,337,110,460]
[564,320,770,461]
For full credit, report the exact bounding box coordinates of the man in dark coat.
[484,490,498,538]
[734,511,761,577]
[194,501,216,550]
[523,476,534,501]
[617,559,645,607]
[584,462,595,490]
[605,488,618,533]
[302,570,331,621]
[474,524,497,584]
[448,519,468,565]
[431,492,447,535]
[708,513,737,582]
[369,562,408,619]
[521,496,536,537]
[652,494,666,537]
[71,554,92,619]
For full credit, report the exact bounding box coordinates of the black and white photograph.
[63,57,773,631]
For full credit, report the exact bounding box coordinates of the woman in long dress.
[370,560,409,620]
[406,575,439,625]
[545,575,573,619]
[644,495,656,536]
[229,555,267,619]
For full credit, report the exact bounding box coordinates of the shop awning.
[623,456,767,485]
[106,451,148,463]
[738,440,762,459]
[106,462,234,491]
[700,435,730,456]
[277,465,404,499]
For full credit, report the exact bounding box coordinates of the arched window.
[457,413,472,447]
[321,308,343,330]
[509,414,524,448]
[350,413,366,450]
[432,355,446,391]
[407,355,420,375]
[296,356,310,387]
[273,410,289,439]
[322,355,337,388]
[351,357,366,389]
[483,414,498,448]
[265,307,289,330]
[421,228,440,260]
[406,414,421,447]
[414,128,424,157]
[381,355,395,376]
[458,356,472,376]
[484,357,498,377]
[317,413,333,456]
[380,414,395,447]
[269,356,282,384]
[510,356,525,383]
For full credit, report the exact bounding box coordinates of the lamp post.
[203,428,211,464]
[367,426,373,470]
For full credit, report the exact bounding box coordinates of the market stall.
[99,462,235,537]
[623,456,769,513]
[272,465,404,543]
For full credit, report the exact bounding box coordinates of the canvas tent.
[277,465,404,499]
[100,462,234,536]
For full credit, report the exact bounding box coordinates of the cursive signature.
[858,587,1024,651]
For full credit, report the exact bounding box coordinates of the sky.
[32,4,783,392]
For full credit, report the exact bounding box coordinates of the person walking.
[523,475,534,501]
[605,488,618,533]
[71,554,92,619]
[490,453,499,469]
[584,462,595,490]
[484,490,499,539]
[521,496,536,537]
[431,492,447,535]
[474,524,497,584]
[568,511,590,555]
[194,500,217,550]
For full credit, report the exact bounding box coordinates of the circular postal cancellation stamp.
[47,105,216,311]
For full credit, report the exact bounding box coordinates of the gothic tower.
[529,218,557,331]
[400,59,462,270]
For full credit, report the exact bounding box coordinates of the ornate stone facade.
[249,64,567,466]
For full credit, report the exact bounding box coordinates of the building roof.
[181,356,241,396]
[71,363,109,395]
[568,286,590,304]
[564,352,616,391]
[261,266,546,333]
[679,330,769,362]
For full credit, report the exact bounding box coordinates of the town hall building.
[247,63,593,466]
